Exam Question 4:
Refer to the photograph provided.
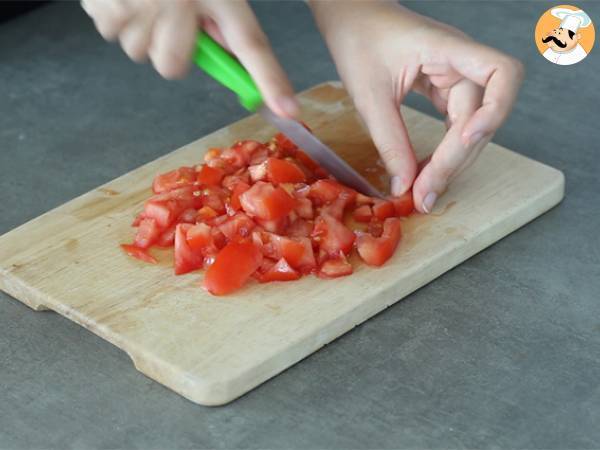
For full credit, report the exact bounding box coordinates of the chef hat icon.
[551,8,592,33]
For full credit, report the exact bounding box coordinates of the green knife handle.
[194,32,263,111]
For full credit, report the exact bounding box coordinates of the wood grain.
[0,82,564,405]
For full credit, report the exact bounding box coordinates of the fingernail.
[422,192,438,214]
[276,96,300,118]
[467,131,484,147]
[391,176,407,196]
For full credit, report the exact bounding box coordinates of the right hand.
[81,0,299,118]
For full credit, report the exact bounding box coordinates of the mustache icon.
[542,35,567,48]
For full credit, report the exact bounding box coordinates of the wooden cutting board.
[0,82,564,406]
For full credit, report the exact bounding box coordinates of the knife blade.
[259,107,384,198]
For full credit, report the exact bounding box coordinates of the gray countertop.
[1,1,599,449]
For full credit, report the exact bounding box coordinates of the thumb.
[357,92,417,196]
[208,2,299,119]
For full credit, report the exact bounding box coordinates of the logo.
[535,5,595,65]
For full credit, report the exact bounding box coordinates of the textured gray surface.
[1,1,599,449]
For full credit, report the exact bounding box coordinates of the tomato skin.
[372,200,396,221]
[356,218,402,267]
[266,158,306,184]
[309,179,356,205]
[174,224,204,275]
[203,242,262,295]
[230,182,251,212]
[268,234,316,272]
[274,133,298,154]
[121,244,158,264]
[152,167,196,194]
[258,257,300,283]
[313,213,355,256]
[353,205,373,223]
[134,218,161,249]
[390,191,414,217]
[318,254,353,279]
[240,182,296,221]
[197,165,225,186]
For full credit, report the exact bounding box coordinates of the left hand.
[309,0,524,213]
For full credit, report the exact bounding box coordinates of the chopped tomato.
[294,197,314,219]
[266,158,306,184]
[254,216,289,234]
[356,218,402,267]
[134,218,161,249]
[287,219,314,238]
[258,257,300,283]
[274,132,298,154]
[240,182,296,221]
[197,206,218,223]
[318,254,353,279]
[356,193,375,205]
[197,165,225,186]
[248,162,268,182]
[131,211,147,227]
[320,190,355,221]
[174,224,203,275]
[121,244,158,264]
[353,205,373,223]
[203,241,262,295]
[372,200,396,221]
[178,208,198,224]
[156,224,176,247]
[186,222,218,256]
[152,167,196,194]
[144,201,178,228]
[269,234,316,272]
[309,179,356,205]
[218,212,255,241]
[312,213,355,256]
[390,191,414,217]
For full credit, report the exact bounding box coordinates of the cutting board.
[0,82,564,406]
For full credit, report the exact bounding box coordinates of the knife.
[193,32,383,198]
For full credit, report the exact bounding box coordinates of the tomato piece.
[240,182,296,221]
[353,205,373,223]
[267,234,316,272]
[356,193,375,205]
[372,200,396,221]
[320,190,355,221]
[368,220,383,238]
[265,157,306,184]
[229,181,251,212]
[134,218,161,249]
[249,146,269,165]
[248,162,268,182]
[174,224,204,275]
[356,218,402,267]
[312,213,355,256]
[287,219,314,238]
[318,253,353,279]
[196,206,218,224]
[274,132,298,154]
[309,179,356,205]
[121,244,158,264]
[204,148,221,162]
[155,224,176,247]
[144,201,178,228]
[152,167,196,194]
[258,257,300,283]
[203,242,262,295]
[131,211,147,227]
[222,171,250,190]
[294,197,314,220]
[178,208,198,224]
[390,191,414,217]
[186,222,219,256]
[218,212,255,241]
[197,165,225,186]
[254,216,289,234]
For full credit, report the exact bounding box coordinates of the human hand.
[81,0,299,118]
[310,0,524,212]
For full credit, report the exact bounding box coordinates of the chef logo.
[535,5,595,65]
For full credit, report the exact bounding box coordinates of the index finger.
[446,39,525,145]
